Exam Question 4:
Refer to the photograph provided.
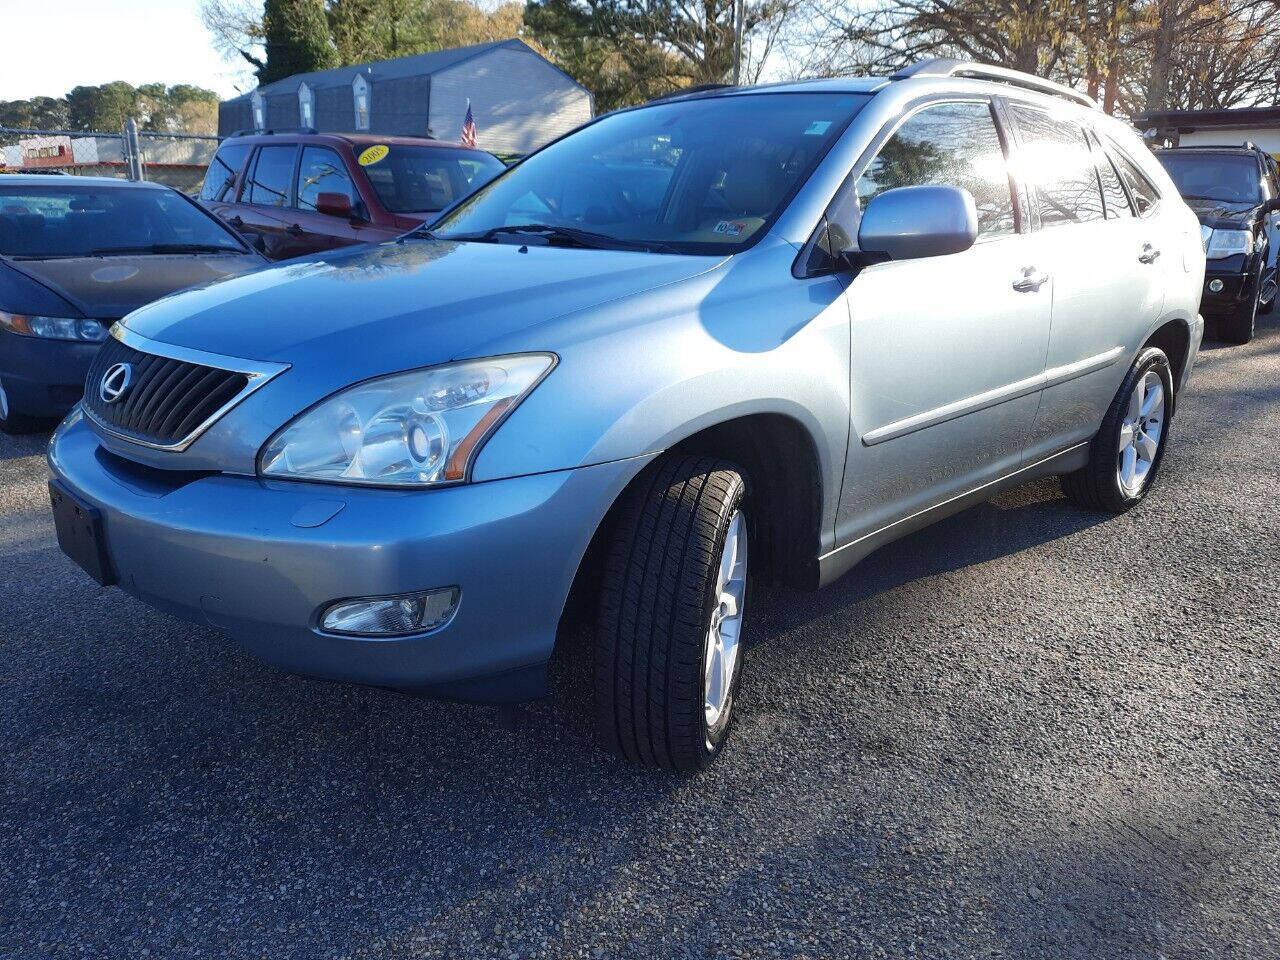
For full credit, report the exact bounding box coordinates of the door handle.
[1138,244,1161,264]
[1012,267,1049,292]
[286,223,305,237]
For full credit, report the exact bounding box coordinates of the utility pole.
[123,117,145,181]
[732,0,745,85]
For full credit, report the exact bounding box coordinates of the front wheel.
[1259,264,1276,316]
[1061,347,1174,513]
[594,455,749,772]
[1217,283,1258,344]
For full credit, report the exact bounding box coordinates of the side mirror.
[1264,198,1280,214]
[315,192,353,219]
[855,185,979,262]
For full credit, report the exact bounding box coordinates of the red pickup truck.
[197,131,506,260]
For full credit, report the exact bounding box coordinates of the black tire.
[1061,347,1174,514]
[1218,283,1258,344]
[595,455,749,772]
[0,378,44,435]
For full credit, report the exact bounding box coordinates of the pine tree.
[259,0,336,84]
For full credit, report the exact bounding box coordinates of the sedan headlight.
[0,311,108,342]
[1204,228,1253,260]
[259,353,556,486]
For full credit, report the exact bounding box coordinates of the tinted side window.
[246,145,297,207]
[1009,105,1104,227]
[200,144,250,202]
[1109,146,1161,217]
[1087,131,1132,219]
[296,147,360,213]
[856,101,1015,238]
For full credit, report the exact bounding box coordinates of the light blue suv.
[49,60,1205,770]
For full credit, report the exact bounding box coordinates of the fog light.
[320,587,460,637]
[1208,279,1224,293]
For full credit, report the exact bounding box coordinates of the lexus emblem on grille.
[99,362,133,404]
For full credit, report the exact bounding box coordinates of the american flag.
[460,102,477,148]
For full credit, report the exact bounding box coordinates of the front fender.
[472,241,852,550]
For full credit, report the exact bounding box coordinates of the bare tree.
[1153,0,1280,108]
[789,0,1280,114]
[201,0,268,72]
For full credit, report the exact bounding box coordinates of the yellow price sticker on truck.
[358,145,389,166]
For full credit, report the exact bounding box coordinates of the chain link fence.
[0,124,219,193]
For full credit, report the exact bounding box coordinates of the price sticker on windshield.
[358,145,389,166]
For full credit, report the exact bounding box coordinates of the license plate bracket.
[49,480,117,587]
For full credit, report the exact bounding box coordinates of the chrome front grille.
[82,328,288,452]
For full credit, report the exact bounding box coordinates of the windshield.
[360,145,506,214]
[1157,152,1263,204]
[0,185,245,259]
[432,92,870,255]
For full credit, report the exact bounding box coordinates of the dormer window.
[298,83,314,129]
[353,74,370,131]
[251,90,265,131]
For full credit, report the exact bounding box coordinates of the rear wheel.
[1061,347,1173,513]
[595,455,749,772]
[0,377,43,435]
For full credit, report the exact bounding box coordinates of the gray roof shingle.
[224,38,539,102]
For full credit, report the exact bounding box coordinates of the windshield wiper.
[87,243,244,256]
[1180,193,1251,205]
[402,225,440,241]
[446,224,677,253]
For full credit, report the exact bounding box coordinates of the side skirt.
[816,441,1091,588]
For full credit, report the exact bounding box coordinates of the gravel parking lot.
[3,317,1278,960]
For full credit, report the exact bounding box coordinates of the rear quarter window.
[1109,144,1161,217]
[200,143,250,202]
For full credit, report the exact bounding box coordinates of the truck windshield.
[0,185,245,259]
[1157,152,1263,204]
[360,145,506,214]
[432,92,870,255]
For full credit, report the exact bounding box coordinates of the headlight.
[1204,228,1253,260]
[259,353,556,486]
[0,311,108,342]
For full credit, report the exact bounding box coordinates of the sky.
[2,0,249,102]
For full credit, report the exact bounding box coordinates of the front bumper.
[1199,266,1254,316]
[49,411,652,701]
[0,330,102,418]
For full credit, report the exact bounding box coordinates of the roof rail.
[1154,142,1266,153]
[228,127,320,137]
[891,58,1098,110]
[647,83,735,103]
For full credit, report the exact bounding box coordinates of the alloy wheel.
[1117,370,1164,497]
[704,510,747,737]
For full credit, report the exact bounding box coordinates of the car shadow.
[0,428,49,462]
[749,476,1109,639]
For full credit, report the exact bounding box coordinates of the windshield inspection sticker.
[803,120,833,135]
[358,144,389,166]
[713,220,747,236]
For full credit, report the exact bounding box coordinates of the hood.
[4,252,265,320]
[121,239,724,375]
[1181,195,1263,230]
